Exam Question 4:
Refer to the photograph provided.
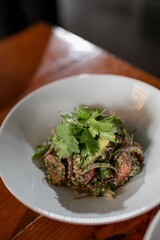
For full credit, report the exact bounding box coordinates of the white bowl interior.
[0,74,160,224]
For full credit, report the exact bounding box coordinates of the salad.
[32,106,144,198]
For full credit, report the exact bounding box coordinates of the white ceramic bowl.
[144,211,160,240]
[0,74,160,225]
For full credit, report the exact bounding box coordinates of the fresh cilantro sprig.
[53,124,80,159]
[53,106,123,159]
[80,129,99,156]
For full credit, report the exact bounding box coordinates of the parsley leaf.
[76,106,91,120]
[53,124,80,159]
[88,118,116,142]
[32,143,50,159]
[110,115,123,136]
[59,111,74,119]
[63,121,83,136]
[53,106,123,159]
[53,137,70,159]
[80,129,99,156]
[90,108,105,119]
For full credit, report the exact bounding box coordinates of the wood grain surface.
[0,22,159,240]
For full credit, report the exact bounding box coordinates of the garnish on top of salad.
[32,106,144,198]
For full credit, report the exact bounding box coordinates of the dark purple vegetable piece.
[103,176,114,181]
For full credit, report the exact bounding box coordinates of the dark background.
[0,0,160,78]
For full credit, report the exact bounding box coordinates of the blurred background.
[0,0,160,77]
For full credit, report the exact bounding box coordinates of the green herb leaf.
[80,129,99,155]
[63,121,83,136]
[53,137,70,159]
[53,106,122,159]
[100,132,116,142]
[108,114,123,136]
[90,108,105,119]
[54,124,80,159]
[76,106,91,120]
[32,143,50,159]
[88,118,116,142]
[59,111,74,119]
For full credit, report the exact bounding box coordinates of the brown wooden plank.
[0,179,39,240]
[0,23,52,240]
[11,216,94,240]
[94,206,159,240]
[0,22,52,125]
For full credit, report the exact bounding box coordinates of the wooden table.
[0,22,160,240]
